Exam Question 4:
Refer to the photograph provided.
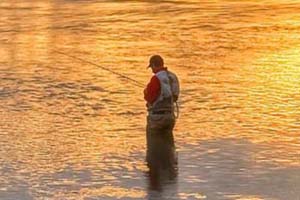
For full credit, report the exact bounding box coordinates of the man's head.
[148,55,164,69]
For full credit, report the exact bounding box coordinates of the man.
[144,55,180,172]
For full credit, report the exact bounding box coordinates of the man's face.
[150,66,156,73]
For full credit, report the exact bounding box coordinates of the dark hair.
[148,55,164,68]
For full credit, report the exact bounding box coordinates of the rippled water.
[1,0,300,199]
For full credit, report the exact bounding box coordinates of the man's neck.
[154,67,167,74]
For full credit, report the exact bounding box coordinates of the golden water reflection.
[0,0,299,199]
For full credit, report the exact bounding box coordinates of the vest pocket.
[147,114,175,129]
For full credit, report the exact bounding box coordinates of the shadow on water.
[176,138,300,200]
[142,137,300,200]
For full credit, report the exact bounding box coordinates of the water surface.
[0,0,300,199]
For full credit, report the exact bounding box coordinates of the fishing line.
[53,49,180,118]
[52,49,145,88]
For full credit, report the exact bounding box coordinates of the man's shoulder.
[167,70,179,79]
[150,75,160,83]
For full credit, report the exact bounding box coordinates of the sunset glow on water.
[0,0,299,199]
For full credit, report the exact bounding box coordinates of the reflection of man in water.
[144,55,180,178]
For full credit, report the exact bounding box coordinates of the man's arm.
[144,75,160,105]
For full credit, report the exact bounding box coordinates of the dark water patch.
[0,29,23,33]
[0,6,40,10]
[108,128,138,132]
[0,87,18,99]
[210,105,242,111]
[176,138,300,200]
[117,111,144,116]
[52,166,93,184]
[180,88,199,95]
[191,24,220,31]
[109,89,133,95]
[228,24,300,32]
[102,0,196,5]
[82,85,105,92]
[6,101,33,112]
[50,23,91,31]
[100,98,119,104]
[194,96,211,103]
[91,103,105,111]
[43,81,105,99]
[216,45,239,51]
[40,79,105,91]
[0,185,33,200]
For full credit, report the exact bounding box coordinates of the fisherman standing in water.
[144,55,180,174]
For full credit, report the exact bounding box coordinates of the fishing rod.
[52,49,145,88]
[53,49,180,118]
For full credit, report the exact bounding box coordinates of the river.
[0,0,299,199]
